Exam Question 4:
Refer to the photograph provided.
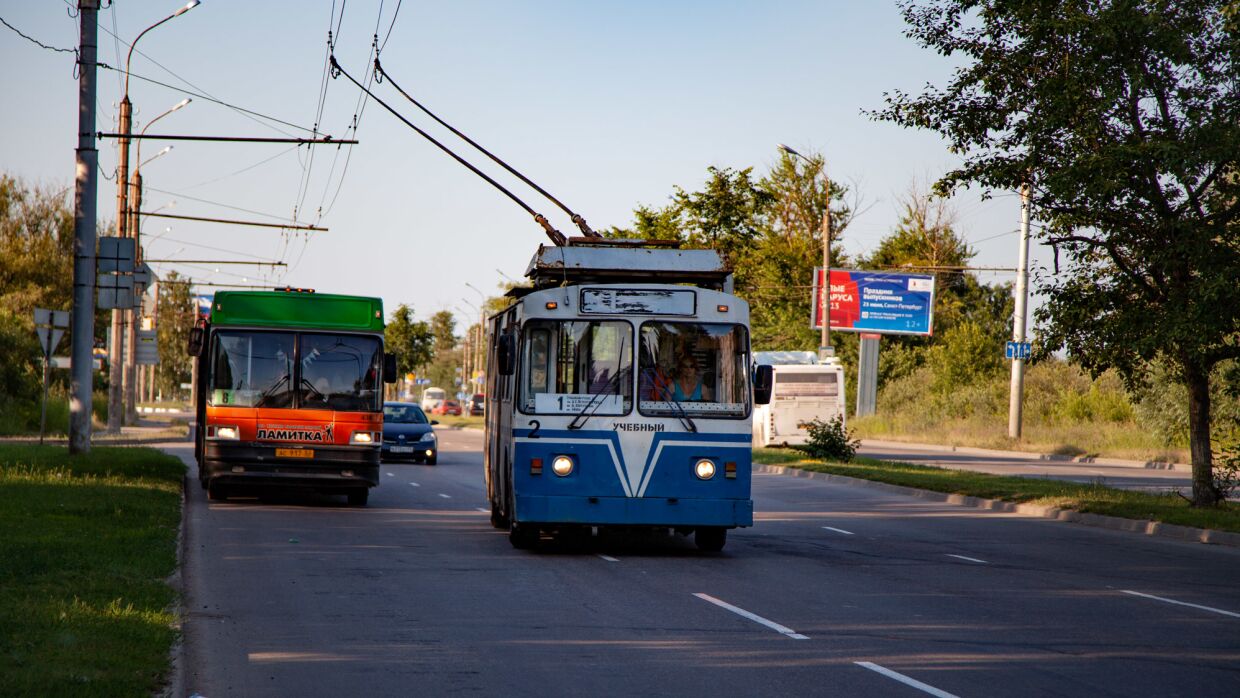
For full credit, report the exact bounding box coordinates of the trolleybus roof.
[524,239,732,290]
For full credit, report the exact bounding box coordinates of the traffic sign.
[33,308,69,357]
[1005,341,1032,360]
[136,329,159,365]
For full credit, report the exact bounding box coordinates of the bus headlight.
[694,459,716,480]
[208,425,240,440]
[350,430,376,444]
[552,455,574,477]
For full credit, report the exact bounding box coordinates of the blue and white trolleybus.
[484,239,773,551]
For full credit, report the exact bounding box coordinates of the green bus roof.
[210,291,384,332]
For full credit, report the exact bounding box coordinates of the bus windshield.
[638,322,750,417]
[207,330,381,411]
[521,320,633,414]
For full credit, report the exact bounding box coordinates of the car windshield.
[384,404,428,424]
[520,320,633,415]
[638,322,750,417]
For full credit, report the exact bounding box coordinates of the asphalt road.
[170,429,1240,697]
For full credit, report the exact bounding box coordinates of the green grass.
[0,444,186,696]
[753,448,1240,534]
[432,414,485,429]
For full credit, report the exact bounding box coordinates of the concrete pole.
[819,172,833,361]
[107,97,130,433]
[124,171,142,424]
[1007,184,1032,439]
[70,1,99,454]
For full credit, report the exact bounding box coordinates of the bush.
[796,416,860,462]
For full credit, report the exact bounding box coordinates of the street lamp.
[778,143,833,360]
[109,1,199,432]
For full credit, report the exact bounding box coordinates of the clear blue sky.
[2,1,1042,333]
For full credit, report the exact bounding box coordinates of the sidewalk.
[861,438,1191,472]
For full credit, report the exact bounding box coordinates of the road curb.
[754,463,1240,548]
[860,438,1191,472]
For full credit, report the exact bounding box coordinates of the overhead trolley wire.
[329,54,568,246]
[374,58,600,239]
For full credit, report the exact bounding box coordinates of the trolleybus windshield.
[207,330,381,411]
[520,320,633,415]
[638,322,750,418]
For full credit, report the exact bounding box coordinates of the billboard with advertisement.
[811,268,936,336]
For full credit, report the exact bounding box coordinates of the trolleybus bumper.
[514,495,753,528]
[201,442,380,490]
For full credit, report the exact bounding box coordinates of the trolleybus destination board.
[811,268,936,336]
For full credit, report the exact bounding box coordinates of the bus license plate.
[276,448,314,459]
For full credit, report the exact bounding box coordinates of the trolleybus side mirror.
[383,353,398,384]
[753,364,773,405]
[498,333,516,376]
[186,326,205,357]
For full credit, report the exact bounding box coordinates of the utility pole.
[107,95,130,434]
[819,172,833,361]
[1008,184,1032,439]
[125,171,143,424]
[70,0,99,454]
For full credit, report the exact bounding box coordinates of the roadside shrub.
[796,416,860,462]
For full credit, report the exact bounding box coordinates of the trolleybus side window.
[638,322,751,418]
[208,331,296,408]
[298,333,383,411]
[520,320,632,415]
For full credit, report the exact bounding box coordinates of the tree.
[425,310,460,392]
[155,272,195,399]
[874,0,1240,505]
[385,304,433,376]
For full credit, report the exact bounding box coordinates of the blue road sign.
[1005,341,1032,360]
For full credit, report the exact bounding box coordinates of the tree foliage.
[384,304,433,376]
[155,272,195,398]
[873,0,1240,504]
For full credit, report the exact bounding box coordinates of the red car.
[433,399,462,416]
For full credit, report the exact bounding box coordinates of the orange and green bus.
[187,288,396,505]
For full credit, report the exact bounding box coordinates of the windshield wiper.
[254,374,290,407]
[658,387,697,433]
[567,366,631,430]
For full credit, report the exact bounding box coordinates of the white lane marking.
[438,493,452,499]
[693,593,809,640]
[475,507,489,513]
[855,662,960,698]
[822,526,855,535]
[408,482,420,487]
[1121,590,1240,619]
[385,472,394,477]
[597,554,620,562]
[945,554,988,564]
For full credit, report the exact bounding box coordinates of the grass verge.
[432,414,485,429]
[0,444,186,696]
[753,448,1240,534]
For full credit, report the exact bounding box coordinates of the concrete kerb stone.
[754,463,1240,549]
[860,438,1190,473]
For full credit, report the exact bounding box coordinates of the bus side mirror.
[498,333,516,376]
[186,326,204,357]
[383,353,398,384]
[753,364,773,405]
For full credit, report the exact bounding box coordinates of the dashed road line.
[855,662,959,698]
[945,554,988,564]
[822,526,855,535]
[385,472,394,477]
[438,493,452,499]
[597,554,620,562]
[475,507,489,513]
[409,482,420,487]
[1120,590,1240,619]
[693,593,809,640]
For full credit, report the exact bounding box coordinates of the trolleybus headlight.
[350,430,376,444]
[208,425,240,441]
[552,455,575,477]
[694,459,717,480]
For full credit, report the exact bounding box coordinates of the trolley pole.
[1007,184,1032,439]
[70,1,99,454]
